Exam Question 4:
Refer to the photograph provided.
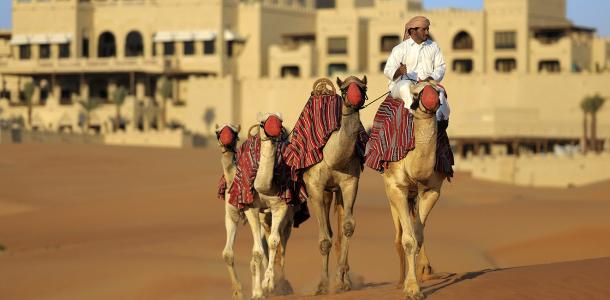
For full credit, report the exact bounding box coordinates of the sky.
[0,0,609,36]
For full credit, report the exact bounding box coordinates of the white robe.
[383,38,450,120]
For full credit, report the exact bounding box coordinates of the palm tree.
[581,94,607,153]
[580,98,592,153]
[23,81,35,128]
[111,86,128,131]
[587,94,606,152]
[157,76,172,130]
[78,98,101,133]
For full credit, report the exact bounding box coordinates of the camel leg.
[335,177,359,292]
[260,213,271,271]
[244,208,265,300]
[308,184,333,295]
[262,198,289,295]
[222,203,244,300]
[275,210,294,295]
[334,191,343,265]
[384,182,423,300]
[387,199,405,289]
[416,178,443,281]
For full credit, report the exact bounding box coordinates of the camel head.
[215,123,240,151]
[258,112,285,141]
[411,82,441,115]
[337,75,367,109]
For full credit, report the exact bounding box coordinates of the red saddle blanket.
[218,175,228,200]
[228,134,307,209]
[365,96,416,173]
[365,95,454,178]
[284,94,369,177]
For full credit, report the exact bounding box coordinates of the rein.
[341,90,390,116]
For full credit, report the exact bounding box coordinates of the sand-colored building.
[0,0,609,155]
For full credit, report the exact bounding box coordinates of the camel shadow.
[422,269,499,297]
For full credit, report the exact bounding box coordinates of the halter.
[340,82,368,116]
[216,127,238,154]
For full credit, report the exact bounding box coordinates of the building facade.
[0,0,609,154]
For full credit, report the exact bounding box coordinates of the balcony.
[0,56,222,75]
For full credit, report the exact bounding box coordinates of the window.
[0,90,10,100]
[39,44,51,59]
[125,31,144,57]
[40,88,49,105]
[327,37,347,55]
[495,58,517,73]
[98,32,116,57]
[152,42,157,56]
[380,35,400,52]
[281,66,300,78]
[183,41,194,55]
[495,31,516,49]
[379,61,386,72]
[316,0,335,8]
[163,42,175,56]
[538,60,561,73]
[327,63,347,76]
[59,43,70,58]
[60,89,72,105]
[19,45,31,60]
[82,38,89,57]
[204,40,215,55]
[453,31,473,50]
[453,59,473,73]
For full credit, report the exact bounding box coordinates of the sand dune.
[1,144,609,299]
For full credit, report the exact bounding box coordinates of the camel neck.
[220,149,236,184]
[409,109,438,176]
[254,137,277,196]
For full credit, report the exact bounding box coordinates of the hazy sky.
[0,0,609,36]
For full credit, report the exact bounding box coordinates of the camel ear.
[362,75,367,85]
[236,125,241,133]
[336,77,343,88]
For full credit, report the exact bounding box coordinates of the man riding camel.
[383,15,450,122]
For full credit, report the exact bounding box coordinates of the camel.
[215,123,249,300]
[380,82,446,300]
[251,114,299,296]
[297,76,368,294]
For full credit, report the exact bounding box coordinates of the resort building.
[0,0,609,155]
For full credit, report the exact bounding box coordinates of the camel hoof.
[418,264,434,282]
[395,282,404,289]
[334,271,352,292]
[405,291,425,300]
[315,280,329,295]
[232,284,244,300]
[250,291,265,300]
[404,285,424,300]
[262,274,275,294]
[273,278,294,296]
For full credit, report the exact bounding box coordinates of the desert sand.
[1,143,609,299]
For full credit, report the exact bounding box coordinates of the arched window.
[98,31,116,57]
[495,58,517,73]
[453,31,473,50]
[538,60,561,73]
[125,31,144,57]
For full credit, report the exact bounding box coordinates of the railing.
[1,56,222,73]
